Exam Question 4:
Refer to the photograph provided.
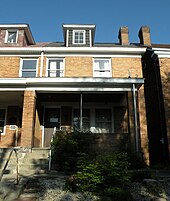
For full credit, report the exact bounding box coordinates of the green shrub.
[52,130,132,199]
[71,152,130,193]
[97,153,130,187]
[51,130,96,173]
[75,161,103,192]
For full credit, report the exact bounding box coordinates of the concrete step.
[0,148,51,181]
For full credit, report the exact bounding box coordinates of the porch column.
[21,90,36,147]
[80,93,83,130]
[138,86,149,165]
[132,84,139,156]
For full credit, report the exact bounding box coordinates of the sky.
[0,0,170,44]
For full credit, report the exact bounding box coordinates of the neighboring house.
[0,23,169,166]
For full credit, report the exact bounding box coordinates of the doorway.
[44,108,60,147]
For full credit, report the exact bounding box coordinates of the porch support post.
[132,84,139,156]
[21,90,36,148]
[80,93,83,131]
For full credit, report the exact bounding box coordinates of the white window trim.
[66,29,69,47]
[0,108,7,135]
[5,29,18,44]
[93,58,112,77]
[72,30,86,45]
[94,108,113,133]
[19,58,38,78]
[89,29,92,47]
[46,58,65,77]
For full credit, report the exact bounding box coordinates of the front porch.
[0,77,147,161]
[36,92,129,150]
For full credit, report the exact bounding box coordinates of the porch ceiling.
[0,91,23,105]
[37,93,124,103]
[0,77,144,92]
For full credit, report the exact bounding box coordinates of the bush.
[51,130,96,173]
[96,153,130,187]
[69,152,130,194]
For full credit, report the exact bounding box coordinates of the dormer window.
[63,24,95,47]
[5,30,18,43]
[73,30,85,44]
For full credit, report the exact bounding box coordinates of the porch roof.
[0,77,144,92]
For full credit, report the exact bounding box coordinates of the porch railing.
[0,148,19,184]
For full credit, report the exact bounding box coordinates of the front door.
[44,108,60,147]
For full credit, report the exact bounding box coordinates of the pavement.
[0,169,170,201]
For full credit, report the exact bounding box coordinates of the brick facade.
[159,58,170,157]
[0,57,20,77]
[21,90,36,147]
[111,58,143,78]
[65,57,93,77]
[0,23,169,165]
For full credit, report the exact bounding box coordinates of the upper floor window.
[73,30,85,44]
[0,108,6,134]
[93,58,112,77]
[47,59,64,77]
[5,30,18,43]
[20,59,37,77]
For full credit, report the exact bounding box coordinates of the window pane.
[49,71,57,77]
[95,109,112,133]
[94,59,111,77]
[73,109,90,130]
[22,71,36,78]
[95,60,109,70]
[74,31,85,44]
[7,31,17,43]
[95,109,111,121]
[48,60,64,77]
[50,61,56,70]
[23,60,37,70]
[95,122,112,133]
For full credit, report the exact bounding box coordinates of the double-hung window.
[93,58,112,77]
[21,59,37,77]
[0,109,6,134]
[47,59,64,77]
[73,30,85,44]
[5,30,17,43]
[95,109,112,133]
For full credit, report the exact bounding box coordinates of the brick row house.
[0,23,169,166]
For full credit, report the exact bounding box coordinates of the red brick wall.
[0,57,20,77]
[21,91,36,147]
[138,86,149,164]
[65,57,93,77]
[0,54,148,158]
[159,58,170,157]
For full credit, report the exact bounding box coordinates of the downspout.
[132,84,139,156]
[80,93,83,131]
